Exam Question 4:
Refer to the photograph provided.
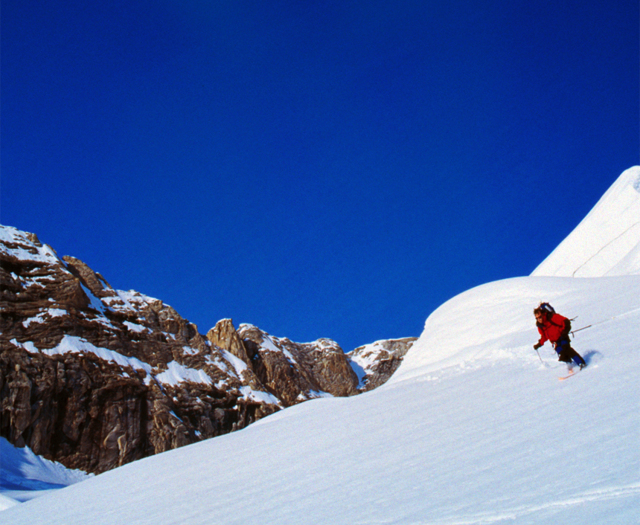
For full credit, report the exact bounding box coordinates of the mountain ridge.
[0,225,414,475]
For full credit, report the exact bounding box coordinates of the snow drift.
[3,167,639,524]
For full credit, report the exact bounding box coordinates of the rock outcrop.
[0,225,414,474]
[347,337,417,392]
[239,324,359,405]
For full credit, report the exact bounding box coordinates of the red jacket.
[537,313,571,346]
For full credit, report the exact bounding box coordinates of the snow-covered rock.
[239,323,360,404]
[347,337,416,391]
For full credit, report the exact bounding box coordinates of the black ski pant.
[555,338,586,366]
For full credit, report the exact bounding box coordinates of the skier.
[533,303,586,370]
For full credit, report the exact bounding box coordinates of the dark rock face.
[0,225,413,474]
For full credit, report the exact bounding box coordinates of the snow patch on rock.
[155,361,213,386]
[13,335,153,377]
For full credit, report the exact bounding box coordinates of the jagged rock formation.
[0,225,414,474]
[239,324,359,405]
[347,338,417,392]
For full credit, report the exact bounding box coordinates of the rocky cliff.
[0,225,414,474]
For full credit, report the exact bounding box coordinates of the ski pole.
[535,349,543,363]
[571,324,592,336]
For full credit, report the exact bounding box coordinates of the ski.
[558,366,585,381]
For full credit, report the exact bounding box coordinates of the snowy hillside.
[3,167,639,524]
[532,166,640,277]
[0,438,91,511]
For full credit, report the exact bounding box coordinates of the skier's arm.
[534,326,547,348]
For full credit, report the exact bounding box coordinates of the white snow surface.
[0,438,91,510]
[3,168,640,523]
[532,166,640,277]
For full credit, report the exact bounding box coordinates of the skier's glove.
[533,343,542,350]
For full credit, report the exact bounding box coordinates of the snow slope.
[3,168,639,524]
[532,166,640,277]
[0,438,91,511]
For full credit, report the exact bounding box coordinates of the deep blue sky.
[2,1,638,351]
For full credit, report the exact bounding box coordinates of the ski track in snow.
[409,483,640,525]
